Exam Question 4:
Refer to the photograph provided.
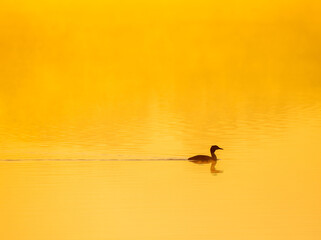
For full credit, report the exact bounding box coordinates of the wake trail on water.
[0,158,188,162]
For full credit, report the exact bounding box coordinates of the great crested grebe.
[188,145,223,173]
[188,145,223,161]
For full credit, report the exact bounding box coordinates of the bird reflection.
[188,145,223,173]
[210,161,223,174]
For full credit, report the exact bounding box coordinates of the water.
[1,1,321,239]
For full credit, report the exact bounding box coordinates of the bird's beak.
[218,147,223,150]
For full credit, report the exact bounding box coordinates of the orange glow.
[0,1,321,239]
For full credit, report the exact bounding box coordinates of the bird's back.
[188,155,213,161]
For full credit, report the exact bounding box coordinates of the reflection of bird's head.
[210,145,223,153]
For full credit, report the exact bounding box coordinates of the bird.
[188,145,223,161]
[188,145,223,173]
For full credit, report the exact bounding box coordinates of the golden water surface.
[1,1,321,239]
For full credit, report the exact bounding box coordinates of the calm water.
[1,1,321,239]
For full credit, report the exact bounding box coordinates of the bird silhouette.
[188,145,223,173]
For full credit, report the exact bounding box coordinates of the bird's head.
[211,145,223,152]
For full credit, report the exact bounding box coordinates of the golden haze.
[0,1,321,240]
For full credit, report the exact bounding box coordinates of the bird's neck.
[211,152,217,160]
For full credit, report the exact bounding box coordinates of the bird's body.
[188,145,223,162]
[188,145,223,173]
[188,155,214,161]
